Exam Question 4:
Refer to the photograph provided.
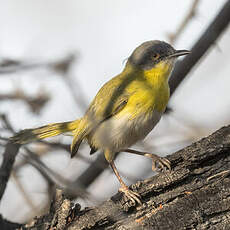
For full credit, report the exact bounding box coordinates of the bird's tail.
[11,120,80,144]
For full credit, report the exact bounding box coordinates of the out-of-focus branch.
[0,54,75,75]
[0,52,88,112]
[0,141,20,201]
[167,0,200,44]
[0,115,88,222]
[0,89,50,114]
[0,114,89,201]
[51,53,88,111]
[24,151,89,200]
[74,153,108,189]
[0,55,76,115]
[169,0,230,97]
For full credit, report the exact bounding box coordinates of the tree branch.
[21,124,230,229]
[169,0,230,96]
[0,141,20,201]
[167,0,200,44]
[0,90,50,114]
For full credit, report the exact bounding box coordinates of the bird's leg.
[121,149,171,171]
[110,161,142,205]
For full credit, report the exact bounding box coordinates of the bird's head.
[128,40,190,72]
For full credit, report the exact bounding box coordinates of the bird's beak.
[168,50,191,58]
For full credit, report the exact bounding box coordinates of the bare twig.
[62,74,88,111]
[0,114,89,200]
[24,151,89,200]
[169,0,230,97]
[51,53,88,111]
[0,54,74,75]
[0,52,88,112]
[167,0,200,44]
[0,90,50,114]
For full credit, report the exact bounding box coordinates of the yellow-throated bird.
[12,40,190,204]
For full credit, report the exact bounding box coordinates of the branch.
[21,124,230,229]
[169,0,230,97]
[0,114,88,202]
[0,141,20,201]
[0,54,75,75]
[0,53,88,112]
[167,0,200,44]
[0,90,50,114]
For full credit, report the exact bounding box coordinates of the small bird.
[12,40,190,204]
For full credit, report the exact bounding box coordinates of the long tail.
[11,120,80,144]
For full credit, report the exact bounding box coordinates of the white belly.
[90,110,162,152]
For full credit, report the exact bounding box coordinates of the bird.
[11,40,190,204]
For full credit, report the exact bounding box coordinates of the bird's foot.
[145,153,171,172]
[121,149,171,172]
[119,185,142,205]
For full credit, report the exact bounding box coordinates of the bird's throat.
[143,61,173,87]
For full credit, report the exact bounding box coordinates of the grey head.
[128,40,190,70]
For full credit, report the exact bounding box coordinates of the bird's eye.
[152,53,160,60]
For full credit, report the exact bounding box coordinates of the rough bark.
[20,125,230,230]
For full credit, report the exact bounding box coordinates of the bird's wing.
[88,92,129,155]
[102,96,128,121]
[71,74,132,157]
[85,74,131,124]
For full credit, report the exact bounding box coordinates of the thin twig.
[1,114,89,199]
[24,151,89,199]
[167,0,200,44]
[0,54,74,75]
[169,0,230,97]
[0,90,50,114]
[51,53,89,111]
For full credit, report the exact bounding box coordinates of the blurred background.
[0,0,229,224]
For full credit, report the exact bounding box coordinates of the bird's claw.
[119,186,142,205]
[146,154,171,172]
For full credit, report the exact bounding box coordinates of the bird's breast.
[88,108,162,152]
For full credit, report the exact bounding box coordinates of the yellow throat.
[143,60,174,112]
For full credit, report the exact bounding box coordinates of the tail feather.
[11,120,80,144]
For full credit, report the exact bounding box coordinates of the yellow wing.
[85,73,132,123]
